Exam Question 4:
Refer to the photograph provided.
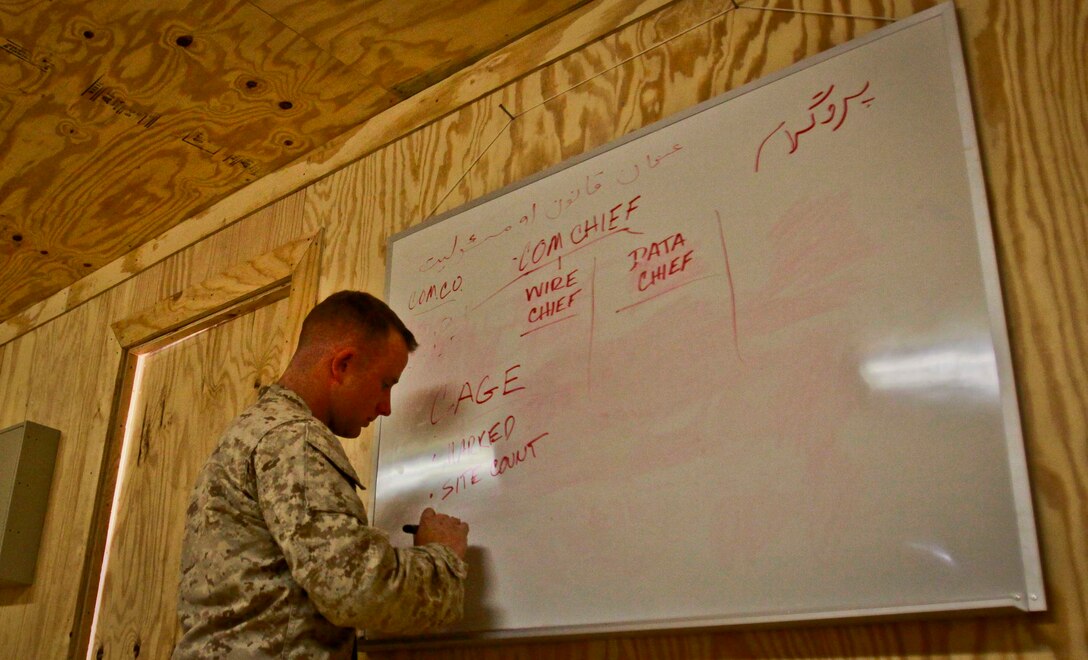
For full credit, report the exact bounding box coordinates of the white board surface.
[372,3,1045,641]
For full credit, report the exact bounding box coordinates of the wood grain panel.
[0,0,397,323]
[0,296,122,659]
[125,188,309,315]
[111,234,314,349]
[955,0,1088,653]
[0,331,35,428]
[254,0,592,96]
[90,296,291,660]
[281,230,323,360]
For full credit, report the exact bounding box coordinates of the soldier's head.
[282,291,417,438]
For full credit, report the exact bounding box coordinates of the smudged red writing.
[434,414,519,500]
[435,431,549,500]
[434,414,517,466]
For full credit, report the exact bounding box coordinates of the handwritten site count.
[755,81,875,172]
[425,363,550,501]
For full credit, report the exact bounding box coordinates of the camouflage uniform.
[172,385,466,659]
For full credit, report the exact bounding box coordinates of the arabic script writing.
[755,82,875,172]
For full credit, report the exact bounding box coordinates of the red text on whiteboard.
[755,81,875,172]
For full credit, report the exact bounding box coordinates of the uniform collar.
[263,383,366,490]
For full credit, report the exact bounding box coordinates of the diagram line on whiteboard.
[588,256,598,391]
[714,209,744,362]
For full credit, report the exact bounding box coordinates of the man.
[173,291,469,659]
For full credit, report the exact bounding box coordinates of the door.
[78,236,320,659]
[89,298,290,659]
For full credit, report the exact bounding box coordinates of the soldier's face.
[329,329,409,438]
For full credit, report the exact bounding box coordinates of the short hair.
[298,291,418,352]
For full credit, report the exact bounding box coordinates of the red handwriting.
[473,197,642,312]
[433,414,517,466]
[408,275,463,311]
[420,233,462,273]
[491,433,548,477]
[420,223,519,273]
[617,143,684,185]
[440,467,482,500]
[416,144,682,274]
[628,232,695,292]
[545,145,681,219]
[517,195,642,273]
[585,171,604,196]
[545,187,585,220]
[434,430,549,500]
[647,143,683,168]
[755,81,875,172]
[429,364,526,425]
[525,267,582,325]
[525,268,579,302]
[433,414,519,500]
[529,290,581,324]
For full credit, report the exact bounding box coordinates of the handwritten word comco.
[408,274,463,311]
[517,195,642,273]
[429,364,526,425]
[628,232,694,291]
[525,268,582,325]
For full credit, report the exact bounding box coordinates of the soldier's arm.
[252,423,467,633]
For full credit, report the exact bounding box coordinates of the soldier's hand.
[414,507,469,560]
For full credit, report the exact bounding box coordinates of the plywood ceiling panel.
[0,0,588,322]
[252,0,593,94]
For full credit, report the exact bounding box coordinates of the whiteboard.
[372,3,1045,641]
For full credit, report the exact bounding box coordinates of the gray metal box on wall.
[0,421,61,586]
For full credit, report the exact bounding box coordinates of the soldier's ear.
[329,347,356,384]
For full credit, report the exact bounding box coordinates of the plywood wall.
[0,0,1084,657]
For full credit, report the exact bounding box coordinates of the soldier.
[173,291,469,659]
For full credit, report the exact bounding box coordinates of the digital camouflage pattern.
[172,385,467,659]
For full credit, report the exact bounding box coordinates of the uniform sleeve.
[252,422,467,634]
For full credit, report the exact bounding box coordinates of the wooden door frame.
[70,232,322,659]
